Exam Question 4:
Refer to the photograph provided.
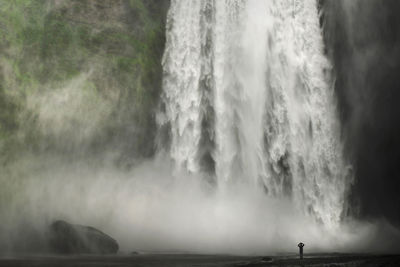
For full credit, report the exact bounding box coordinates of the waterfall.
[159,0,352,229]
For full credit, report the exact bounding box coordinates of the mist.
[2,152,400,255]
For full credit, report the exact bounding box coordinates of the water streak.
[160,0,352,229]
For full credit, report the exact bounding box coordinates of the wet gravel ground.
[0,253,399,267]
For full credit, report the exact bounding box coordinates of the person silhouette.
[298,242,305,259]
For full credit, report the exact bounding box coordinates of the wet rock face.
[320,0,400,225]
[49,220,119,254]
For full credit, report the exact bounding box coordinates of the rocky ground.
[0,253,399,267]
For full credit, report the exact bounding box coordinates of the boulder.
[48,220,119,254]
[261,256,273,262]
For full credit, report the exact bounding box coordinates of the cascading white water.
[160,0,352,229]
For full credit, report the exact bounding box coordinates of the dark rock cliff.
[320,0,400,225]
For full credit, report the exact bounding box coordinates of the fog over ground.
[2,153,400,255]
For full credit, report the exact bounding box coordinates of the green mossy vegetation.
[0,0,169,164]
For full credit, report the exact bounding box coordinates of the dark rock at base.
[48,220,119,254]
[261,256,273,262]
